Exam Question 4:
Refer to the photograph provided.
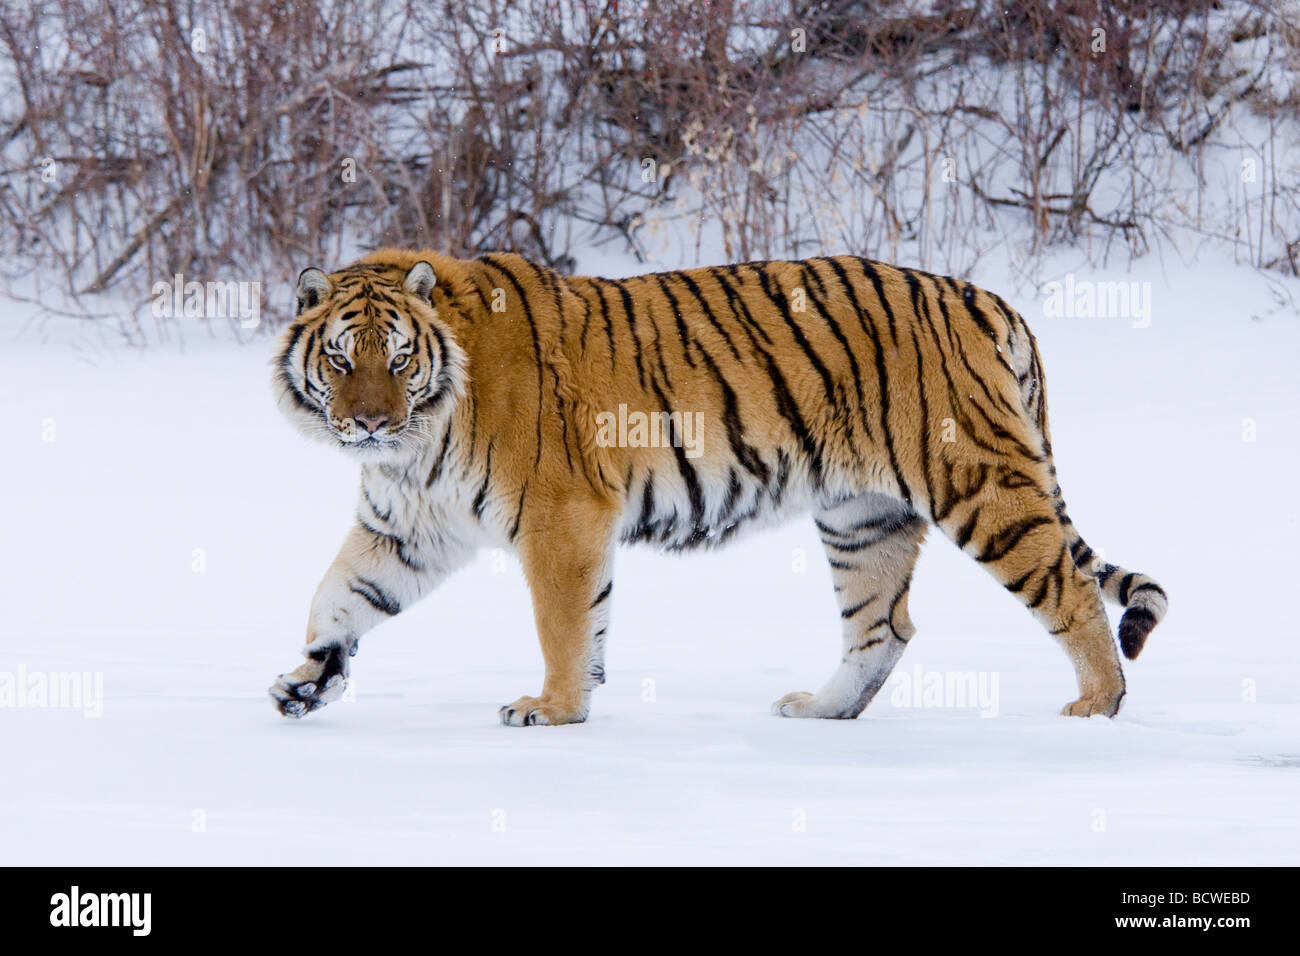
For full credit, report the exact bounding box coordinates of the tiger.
[268,248,1167,726]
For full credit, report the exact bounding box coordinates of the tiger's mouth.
[327,422,406,456]
[336,435,405,461]
[350,434,395,449]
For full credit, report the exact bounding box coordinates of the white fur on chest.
[358,454,506,559]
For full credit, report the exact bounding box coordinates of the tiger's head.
[273,260,467,461]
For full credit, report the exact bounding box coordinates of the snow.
[2,254,1298,865]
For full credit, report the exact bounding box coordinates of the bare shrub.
[0,0,1295,337]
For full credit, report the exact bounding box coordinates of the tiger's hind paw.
[771,690,857,719]
[1060,690,1123,718]
[772,691,817,717]
[269,644,350,718]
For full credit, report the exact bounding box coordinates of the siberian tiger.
[269,249,1167,726]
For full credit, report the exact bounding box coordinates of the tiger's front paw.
[498,694,587,727]
[269,644,350,718]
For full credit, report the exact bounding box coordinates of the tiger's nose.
[354,414,389,435]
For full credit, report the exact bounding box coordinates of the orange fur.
[268,250,1167,724]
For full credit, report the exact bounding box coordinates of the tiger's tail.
[1060,519,1169,659]
[1008,297,1169,659]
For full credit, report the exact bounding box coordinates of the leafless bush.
[1,0,1296,338]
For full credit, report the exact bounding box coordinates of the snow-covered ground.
[2,253,1298,865]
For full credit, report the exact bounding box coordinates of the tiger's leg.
[501,497,617,727]
[938,466,1124,717]
[774,494,925,719]
[269,518,473,717]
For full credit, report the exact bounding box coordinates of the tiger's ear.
[296,268,331,315]
[403,261,437,304]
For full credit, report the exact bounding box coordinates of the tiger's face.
[273,260,466,461]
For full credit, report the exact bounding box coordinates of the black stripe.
[841,593,879,620]
[802,263,872,443]
[362,484,392,523]
[648,379,706,532]
[480,256,545,468]
[748,263,836,401]
[359,519,424,572]
[926,275,1021,418]
[674,270,743,362]
[822,256,911,504]
[888,578,913,638]
[1130,581,1165,599]
[652,274,697,369]
[638,474,656,524]
[708,266,774,347]
[608,279,648,389]
[976,516,1054,563]
[692,341,770,484]
[819,527,907,553]
[717,468,744,527]
[578,285,593,352]
[1047,545,1068,610]
[908,321,938,518]
[850,620,891,651]
[815,511,910,540]
[1005,567,1035,594]
[472,442,494,521]
[519,257,595,487]
[857,258,900,344]
[914,274,1042,464]
[1027,569,1051,608]
[959,282,1000,345]
[426,424,452,486]
[350,577,401,616]
[275,324,316,414]
[589,280,617,373]
[509,483,527,541]
[641,280,678,390]
[954,509,980,549]
[712,268,823,480]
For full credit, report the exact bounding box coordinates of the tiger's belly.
[615,448,875,552]
[373,421,902,558]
